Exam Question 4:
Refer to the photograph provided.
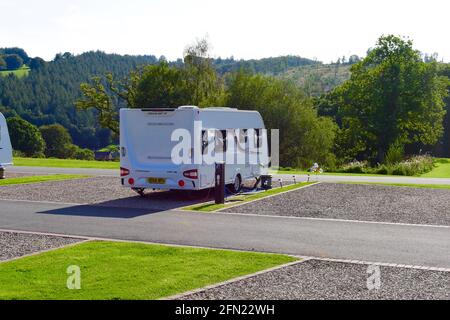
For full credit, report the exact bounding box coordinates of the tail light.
[183,169,198,179]
[120,167,130,177]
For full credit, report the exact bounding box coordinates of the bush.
[73,147,94,160]
[385,140,404,165]
[337,160,368,173]
[386,155,434,176]
[7,117,46,157]
[40,124,74,158]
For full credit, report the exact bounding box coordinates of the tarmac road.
[0,199,448,269]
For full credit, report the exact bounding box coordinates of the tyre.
[228,174,242,194]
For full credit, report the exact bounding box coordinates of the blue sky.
[1,0,449,62]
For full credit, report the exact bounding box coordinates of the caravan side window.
[238,129,248,144]
[214,130,227,153]
[255,129,261,149]
[201,130,208,155]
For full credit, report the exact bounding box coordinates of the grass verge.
[183,182,316,212]
[337,181,450,190]
[0,240,295,300]
[0,174,90,186]
[13,157,119,170]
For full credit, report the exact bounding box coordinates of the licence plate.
[148,177,166,184]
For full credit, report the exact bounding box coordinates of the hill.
[0,48,336,149]
[0,51,159,148]
[277,63,351,96]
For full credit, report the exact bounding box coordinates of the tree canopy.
[328,35,449,163]
[7,117,46,157]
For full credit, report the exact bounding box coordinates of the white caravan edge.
[120,106,268,193]
[0,112,13,168]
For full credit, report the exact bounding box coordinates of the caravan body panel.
[120,106,268,191]
[0,113,13,168]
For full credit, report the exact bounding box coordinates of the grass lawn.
[420,158,450,178]
[0,174,89,186]
[13,157,120,170]
[338,181,450,190]
[0,240,295,300]
[183,182,316,212]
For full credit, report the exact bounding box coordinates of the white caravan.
[120,106,268,193]
[0,112,13,168]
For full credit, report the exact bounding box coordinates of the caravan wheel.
[228,174,242,194]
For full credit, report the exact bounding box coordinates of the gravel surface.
[222,183,450,226]
[181,260,450,300]
[0,231,82,261]
[0,176,286,210]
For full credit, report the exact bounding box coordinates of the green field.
[0,174,89,186]
[0,66,30,78]
[183,182,316,212]
[13,157,119,169]
[0,240,295,300]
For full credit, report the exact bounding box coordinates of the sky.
[1,0,449,63]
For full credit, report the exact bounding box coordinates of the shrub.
[7,117,46,157]
[384,155,434,176]
[337,160,368,173]
[73,147,94,160]
[384,140,404,165]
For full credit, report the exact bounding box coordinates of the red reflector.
[178,180,185,187]
[120,167,130,177]
[128,178,135,185]
[183,169,198,179]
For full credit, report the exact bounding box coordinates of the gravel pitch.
[222,183,450,226]
[0,176,284,210]
[0,231,82,261]
[181,260,450,300]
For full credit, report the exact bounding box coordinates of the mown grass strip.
[0,240,295,300]
[337,181,450,190]
[13,157,119,169]
[0,174,90,186]
[183,182,317,212]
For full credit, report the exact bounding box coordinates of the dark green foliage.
[6,117,45,157]
[0,50,158,148]
[3,54,23,70]
[0,48,30,64]
[39,124,94,160]
[0,56,6,70]
[135,63,188,108]
[225,72,337,168]
[328,35,449,163]
[214,55,319,75]
[29,57,46,70]
[39,124,74,158]
[434,64,450,156]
